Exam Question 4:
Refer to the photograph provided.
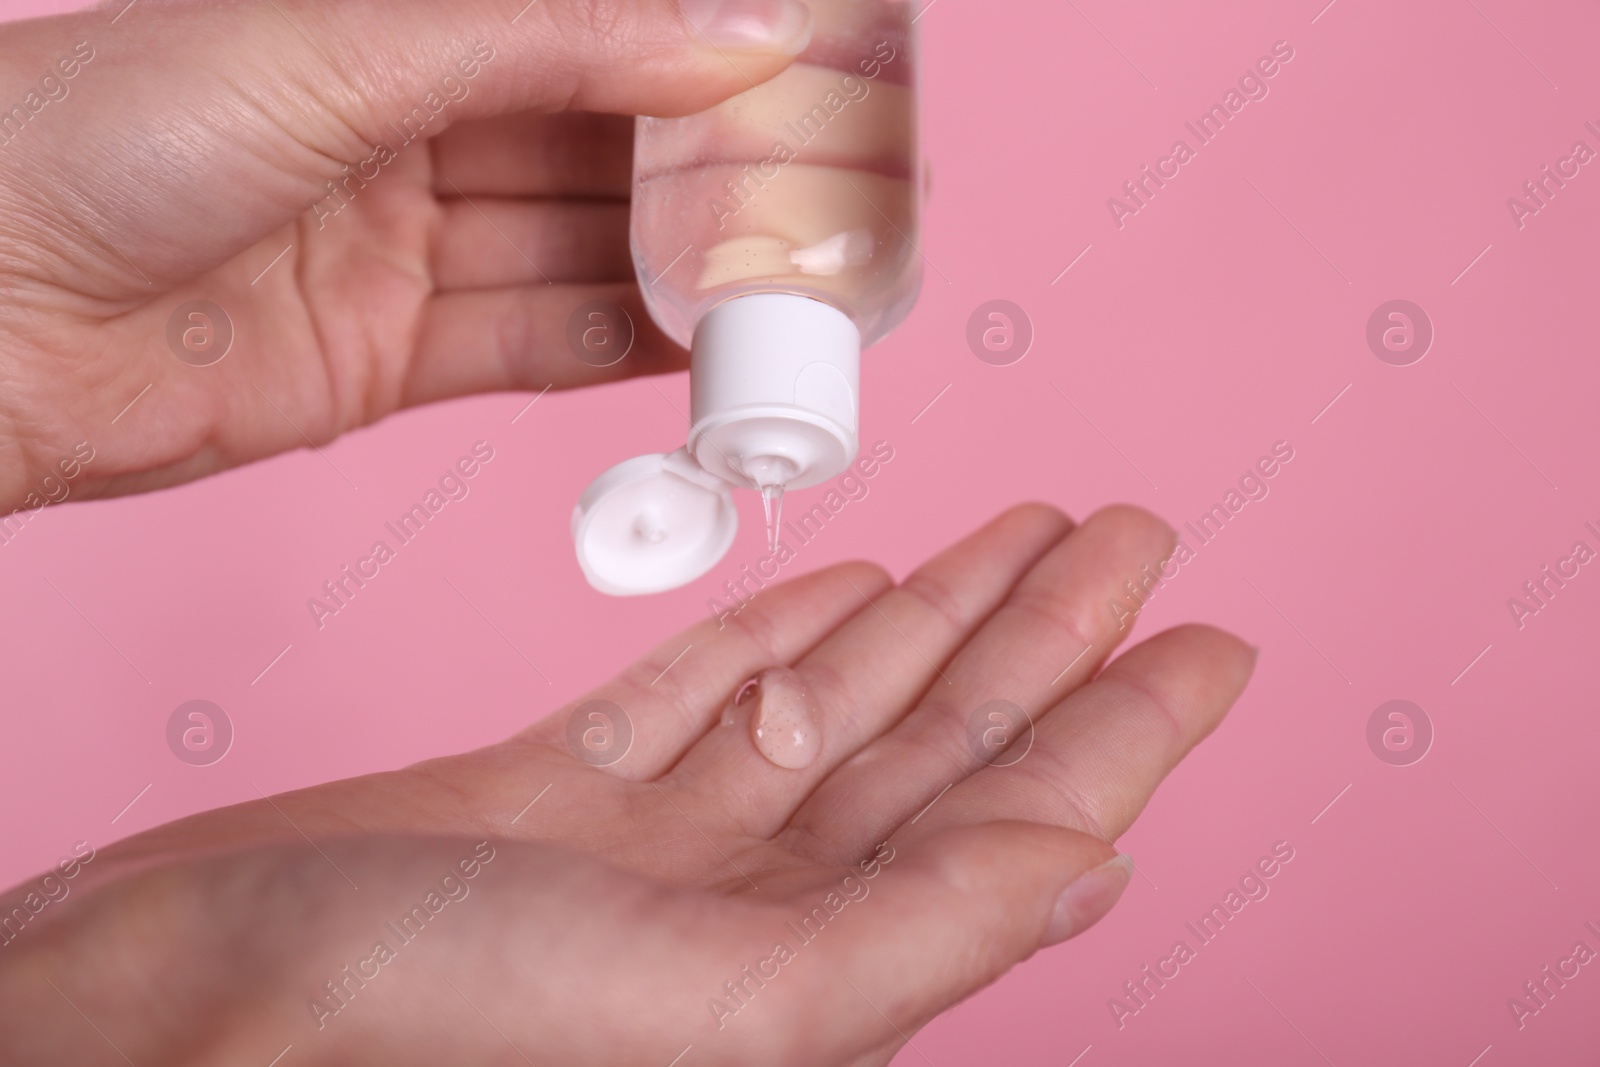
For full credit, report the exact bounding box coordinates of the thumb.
[251,0,818,120]
[731,824,1132,1064]
[0,0,811,288]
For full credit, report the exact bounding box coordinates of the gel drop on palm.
[573,0,923,595]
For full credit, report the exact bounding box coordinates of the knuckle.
[895,568,968,633]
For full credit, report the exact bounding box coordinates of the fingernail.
[1041,855,1134,947]
[681,0,813,54]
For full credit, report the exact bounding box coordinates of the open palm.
[9,505,1253,1065]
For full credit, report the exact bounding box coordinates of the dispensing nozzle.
[573,294,862,596]
[740,454,800,553]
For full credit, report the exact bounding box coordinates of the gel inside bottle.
[572,0,921,595]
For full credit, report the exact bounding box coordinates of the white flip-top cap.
[572,294,861,596]
[571,448,737,596]
[688,293,861,492]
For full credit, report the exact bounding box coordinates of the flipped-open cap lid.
[572,447,737,596]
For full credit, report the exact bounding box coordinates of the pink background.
[5,0,1600,1064]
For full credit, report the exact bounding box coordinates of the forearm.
[0,843,345,1065]
[0,834,701,1066]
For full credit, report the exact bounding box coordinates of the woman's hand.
[0,504,1255,1065]
[0,0,814,509]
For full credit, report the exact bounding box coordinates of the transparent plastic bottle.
[572,1,921,596]
[632,0,921,350]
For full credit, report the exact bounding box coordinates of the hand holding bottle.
[0,0,814,511]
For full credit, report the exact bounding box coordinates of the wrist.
[0,844,345,1066]
[0,837,536,1067]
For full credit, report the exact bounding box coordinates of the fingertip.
[894,821,1120,963]
[906,821,1116,898]
[679,0,815,57]
[998,500,1076,538]
[1109,622,1259,713]
[1083,502,1178,556]
[820,559,894,598]
[946,502,1076,569]
[563,0,812,117]
[603,286,692,379]
[1041,853,1135,947]
[1171,621,1258,679]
